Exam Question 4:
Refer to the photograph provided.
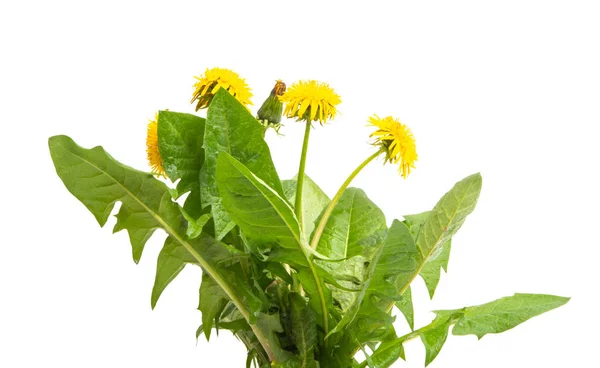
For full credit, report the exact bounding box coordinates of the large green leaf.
[216,152,305,257]
[157,110,205,195]
[392,174,482,302]
[216,152,332,337]
[439,293,570,339]
[315,188,387,323]
[200,89,283,239]
[316,188,387,260]
[49,135,181,263]
[330,175,482,363]
[282,175,329,238]
[342,220,417,345]
[48,135,283,363]
[412,174,481,283]
[364,293,569,367]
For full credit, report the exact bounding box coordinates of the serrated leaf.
[151,237,191,309]
[420,315,453,366]
[415,173,481,267]
[403,212,451,299]
[49,135,181,263]
[256,313,293,363]
[289,293,317,367]
[419,241,451,299]
[343,220,417,345]
[395,286,414,331]
[157,110,205,195]
[394,174,482,300]
[440,293,570,339]
[367,293,569,367]
[199,273,229,340]
[200,89,283,239]
[282,175,330,238]
[49,135,282,360]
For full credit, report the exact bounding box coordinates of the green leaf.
[343,220,417,344]
[49,135,181,263]
[200,89,283,239]
[420,315,453,366]
[415,173,481,272]
[315,188,387,327]
[151,237,191,309]
[282,175,329,238]
[394,174,482,300]
[419,241,451,299]
[256,313,293,363]
[157,111,205,195]
[362,338,406,368]
[199,273,229,340]
[370,220,421,304]
[367,293,569,367]
[216,152,332,335]
[402,211,430,240]
[395,286,414,331]
[274,356,318,368]
[217,152,305,258]
[289,293,317,367]
[403,212,451,299]
[49,135,282,361]
[440,293,570,339]
[316,188,387,260]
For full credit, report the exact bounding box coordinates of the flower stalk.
[309,149,383,250]
[295,121,312,231]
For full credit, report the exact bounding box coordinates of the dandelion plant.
[49,67,568,367]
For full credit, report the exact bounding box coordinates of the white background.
[1,1,598,367]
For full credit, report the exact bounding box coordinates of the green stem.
[295,121,312,232]
[309,149,383,250]
[356,314,462,368]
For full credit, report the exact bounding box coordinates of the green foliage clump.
[49,88,567,367]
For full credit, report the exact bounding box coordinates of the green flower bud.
[257,80,286,132]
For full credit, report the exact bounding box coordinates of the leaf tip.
[150,296,158,310]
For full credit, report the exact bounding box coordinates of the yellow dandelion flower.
[191,67,253,110]
[369,115,418,178]
[146,113,166,177]
[279,80,341,125]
